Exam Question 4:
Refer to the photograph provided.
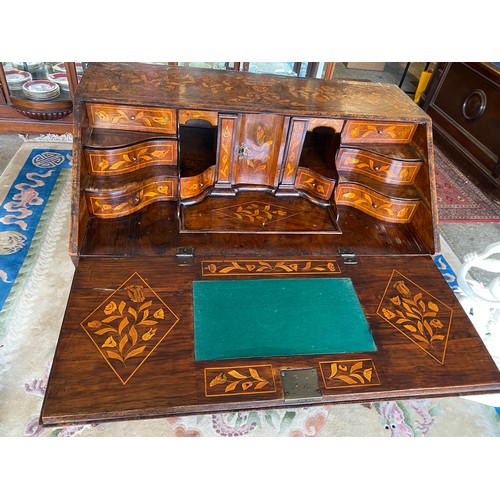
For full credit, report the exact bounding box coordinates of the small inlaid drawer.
[87,103,177,134]
[336,183,419,223]
[85,140,178,176]
[294,167,335,201]
[180,166,216,200]
[179,109,218,126]
[87,178,178,218]
[336,148,422,185]
[342,121,417,144]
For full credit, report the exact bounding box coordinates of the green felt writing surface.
[193,278,376,361]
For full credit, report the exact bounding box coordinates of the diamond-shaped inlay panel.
[81,272,179,384]
[212,200,304,226]
[377,270,453,364]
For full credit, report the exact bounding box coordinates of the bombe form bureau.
[41,62,500,426]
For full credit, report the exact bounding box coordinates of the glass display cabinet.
[0,62,84,133]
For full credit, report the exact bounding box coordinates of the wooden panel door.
[232,113,288,189]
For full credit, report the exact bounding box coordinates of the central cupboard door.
[232,113,289,189]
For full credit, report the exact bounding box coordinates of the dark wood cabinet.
[40,63,500,426]
[420,62,500,202]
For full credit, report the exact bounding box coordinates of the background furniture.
[0,62,82,134]
[420,62,500,203]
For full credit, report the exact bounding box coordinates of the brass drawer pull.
[237,143,249,160]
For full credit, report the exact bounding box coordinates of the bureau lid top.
[76,62,429,122]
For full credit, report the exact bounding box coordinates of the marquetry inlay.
[89,179,177,218]
[211,200,304,227]
[342,121,416,144]
[217,118,235,182]
[282,120,306,183]
[377,270,452,364]
[319,359,381,389]
[336,184,418,223]
[81,272,179,384]
[204,364,276,397]
[202,259,341,276]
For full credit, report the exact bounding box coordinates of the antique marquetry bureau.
[41,62,500,426]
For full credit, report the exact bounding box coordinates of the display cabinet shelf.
[0,62,83,133]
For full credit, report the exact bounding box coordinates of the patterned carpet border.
[434,147,500,223]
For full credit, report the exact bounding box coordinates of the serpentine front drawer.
[85,140,178,176]
[336,183,419,223]
[87,177,178,218]
[294,167,335,201]
[336,147,422,185]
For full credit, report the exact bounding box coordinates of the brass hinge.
[176,247,194,266]
[338,247,357,265]
[280,368,322,403]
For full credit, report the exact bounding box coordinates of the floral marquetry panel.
[85,140,177,176]
[180,166,215,200]
[87,103,177,134]
[233,113,287,188]
[201,259,341,276]
[319,359,381,389]
[281,119,307,186]
[336,184,419,223]
[88,178,178,218]
[336,148,422,185]
[215,116,236,184]
[178,109,218,126]
[211,200,303,227]
[377,270,453,364]
[78,63,430,122]
[295,167,335,201]
[204,365,277,398]
[81,272,180,385]
[342,121,417,144]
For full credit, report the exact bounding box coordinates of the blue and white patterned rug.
[0,148,71,311]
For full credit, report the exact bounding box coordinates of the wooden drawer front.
[179,109,218,126]
[294,167,335,200]
[306,118,344,132]
[336,148,422,185]
[85,140,177,176]
[336,183,419,223]
[87,104,177,134]
[342,121,416,144]
[180,166,216,200]
[88,178,178,218]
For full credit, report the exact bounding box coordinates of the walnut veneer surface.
[41,63,500,426]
